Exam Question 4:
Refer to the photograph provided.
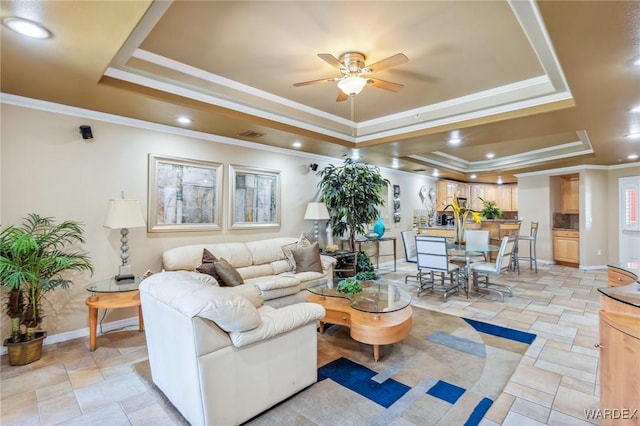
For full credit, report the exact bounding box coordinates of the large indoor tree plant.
[318,158,390,251]
[0,213,93,364]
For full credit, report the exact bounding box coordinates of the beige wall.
[515,174,553,263]
[580,169,608,267]
[0,102,435,339]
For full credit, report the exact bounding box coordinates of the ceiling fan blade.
[366,77,404,92]
[318,53,345,70]
[336,91,349,102]
[364,53,408,73]
[293,77,340,87]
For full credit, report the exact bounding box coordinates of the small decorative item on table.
[336,277,363,295]
[448,193,482,244]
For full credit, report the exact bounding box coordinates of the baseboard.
[0,316,139,355]
[579,264,608,271]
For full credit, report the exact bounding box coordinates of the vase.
[373,216,385,238]
[454,219,465,245]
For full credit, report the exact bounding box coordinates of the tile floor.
[0,261,606,425]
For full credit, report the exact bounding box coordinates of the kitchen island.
[597,265,639,425]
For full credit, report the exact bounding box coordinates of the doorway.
[619,176,640,268]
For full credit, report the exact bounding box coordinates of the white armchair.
[139,271,325,426]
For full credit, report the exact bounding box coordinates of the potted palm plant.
[0,213,93,365]
[317,158,390,251]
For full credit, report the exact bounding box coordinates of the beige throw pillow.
[282,233,312,271]
[292,242,323,273]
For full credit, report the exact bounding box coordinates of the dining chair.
[493,221,521,274]
[401,230,418,284]
[415,235,460,300]
[517,221,539,273]
[469,236,515,302]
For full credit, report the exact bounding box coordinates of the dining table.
[447,242,500,298]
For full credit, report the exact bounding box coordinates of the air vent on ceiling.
[239,130,265,138]
[413,168,426,172]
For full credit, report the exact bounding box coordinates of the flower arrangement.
[446,194,482,243]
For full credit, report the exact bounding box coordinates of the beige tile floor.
[1,261,606,425]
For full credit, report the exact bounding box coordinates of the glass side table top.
[306,278,411,313]
[86,277,141,293]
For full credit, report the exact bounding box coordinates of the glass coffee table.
[306,278,413,361]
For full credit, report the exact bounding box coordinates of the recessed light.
[176,116,191,125]
[391,158,399,169]
[2,17,51,39]
[634,57,640,67]
[628,154,639,160]
[631,105,640,113]
[497,176,503,185]
[486,153,495,159]
[448,137,461,145]
[470,174,477,179]
[292,142,302,148]
[626,132,640,139]
[432,170,439,177]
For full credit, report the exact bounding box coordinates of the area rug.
[133,305,536,426]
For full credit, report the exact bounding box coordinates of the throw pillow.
[282,233,312,271]
[195,249,219,281]
[292,242,323,273]
[214,258,244,287]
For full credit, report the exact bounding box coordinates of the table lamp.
[304,202,330,242]
[104,199,145,282]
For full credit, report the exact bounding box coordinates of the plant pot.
[3,331,47,365]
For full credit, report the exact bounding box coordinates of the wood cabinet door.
[599,315,640,425]
[561,176,579,213]
[553,235,579,262]
[511,185,518,211]
[496,186,512,211]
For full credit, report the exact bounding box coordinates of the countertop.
[552,228,579,231]
[598,264,640,308]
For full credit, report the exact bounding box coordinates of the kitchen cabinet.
[469,184,517,211]
[553,230,579,265]
[436,180,470,211]
[496,185,513,211]
[561,175,579,213]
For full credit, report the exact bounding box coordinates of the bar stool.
[518,221,539,273]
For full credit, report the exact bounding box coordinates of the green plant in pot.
[478,197,503,219]
[0,213,93,365]
[336,276,363,295]
[317,158,390,252]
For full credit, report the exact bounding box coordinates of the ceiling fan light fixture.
[338,76,367,95]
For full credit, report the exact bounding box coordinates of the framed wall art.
[148,154,223,232]
[229,165,280,229]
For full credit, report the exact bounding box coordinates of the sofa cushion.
[229,302,325,347]
[246,237,296,265]
[292,242,323,273]
[195,290,261,333]
[227,283,264,308]
[282,233,312,271]
[215,258,244,287]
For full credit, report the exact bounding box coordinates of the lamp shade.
[103,199,145,229]
[304,202,330,220]
[337,76,367,95]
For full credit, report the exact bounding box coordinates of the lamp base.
[115,264,135,283]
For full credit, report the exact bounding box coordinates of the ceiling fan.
[293,52,408,102]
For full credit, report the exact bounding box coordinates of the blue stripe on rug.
[426,380,466,404]
[426,331,487,357]
[463,318,537,344]
[318,357,410,408]
[464,397,493,426]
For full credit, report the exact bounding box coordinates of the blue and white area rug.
[247,305,536,425]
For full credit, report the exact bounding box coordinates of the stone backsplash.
[553,212,579,229]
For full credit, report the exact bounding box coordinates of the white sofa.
[139,271,325,426]
[161,237,335,307]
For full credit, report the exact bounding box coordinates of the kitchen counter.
[599,264,640,308]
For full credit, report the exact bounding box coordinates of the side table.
[320,250,358,278]
[85,277,143,351]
